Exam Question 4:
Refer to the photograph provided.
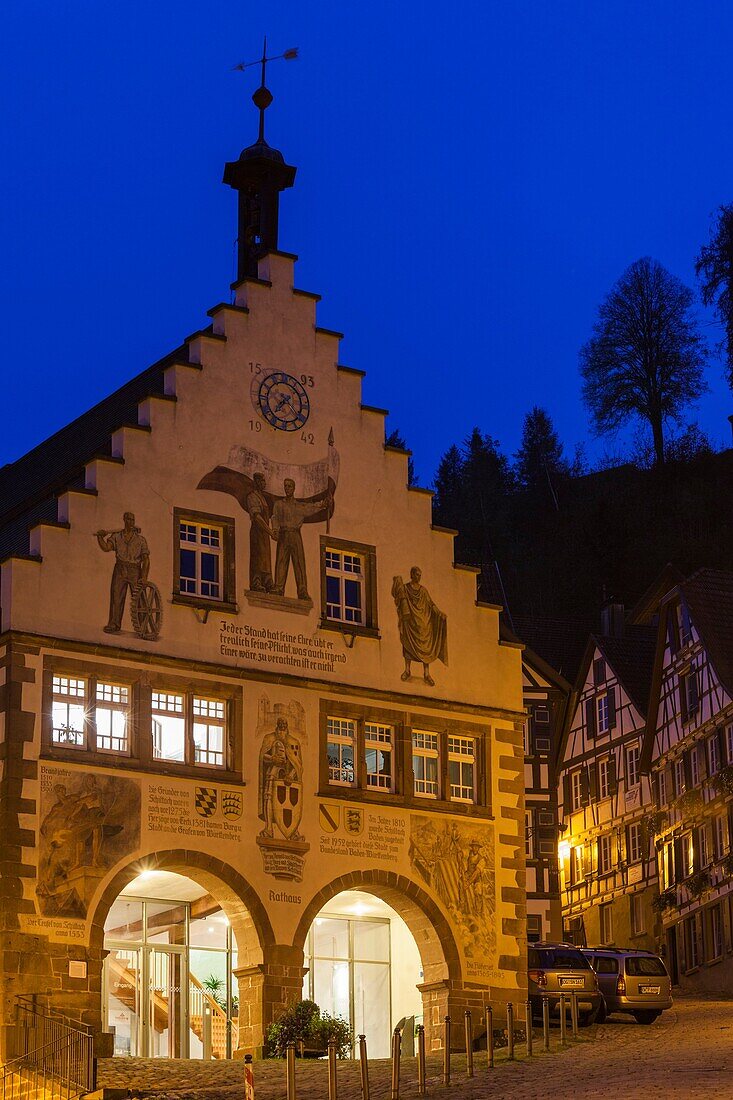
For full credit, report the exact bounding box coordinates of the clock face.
[256,372,311,431]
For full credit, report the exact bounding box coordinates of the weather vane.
[232,37,299,143]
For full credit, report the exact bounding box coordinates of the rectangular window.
[674,758,686,796]
[571,845,584,885]
[527,914,542,943]
[412,731,439,798]
[327,717,357,786]
[597,693,610,735]
[627,822,642,864]
[690,746,700,787]
[192,696,226,767]
[179,521,223,599]
[681,668,699,722]
[570,769,583,812]
[626,745,640,788]
[598,834,613,874]
[698,824,710,870]
[630,893,645,936]
[152,691,186,763]
[448,736,476,802]
[658,768,668,806]
[598,758,611,799]
[713,815,727,861]
[600,903,613,945]
[677,602,692,647]
[685,915,700,969]
[95,682,130,754]
[681,832,693,879]
[364,722,393,791]
[51,675,87,748]
[324,548,364,625]
[534,705,550,725]
[708,735,721,776]
[710,905,724,961]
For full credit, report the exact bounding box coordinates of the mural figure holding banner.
[272,478,333,600]
[392,566,448,686]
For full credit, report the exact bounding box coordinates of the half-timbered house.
[557,617,658,949]
[641,568,733,991]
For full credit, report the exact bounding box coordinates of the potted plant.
[713,765,733,797]
[651,888,676,913]
[266,1000,353,1059]
[686,869,711,899]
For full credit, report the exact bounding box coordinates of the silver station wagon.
[582,948,673,1024]
[528,943,603,1026]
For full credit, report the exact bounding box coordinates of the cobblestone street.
[97,995,733,1099]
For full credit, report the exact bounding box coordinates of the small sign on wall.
[68,960,87,979]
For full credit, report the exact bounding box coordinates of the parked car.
[528,943,602,1026]
[582,948,672,1024]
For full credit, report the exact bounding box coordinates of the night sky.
[2,1,733,484]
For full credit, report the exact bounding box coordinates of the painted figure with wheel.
[96,512,150,634]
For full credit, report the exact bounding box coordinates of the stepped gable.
[680,567,733,697]
[592,625,657,718]
[0,345,187,563]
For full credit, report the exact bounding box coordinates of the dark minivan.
[528,943,602,1025]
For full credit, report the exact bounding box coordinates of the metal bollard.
[525,1001,533,1057]
[464,1010,474,1078]
[570,993,579,1039]
[485,1005,494,1070]
[358,1034,370,1100]
[286,1042,296,1100]
[559,994,567,1044]
[443,1016,451,1087]
[506,1002,514,1060]
[391,1027,401,1100]
[244,1053,255,1100]
[416,1024,427,1096]
[542,995,550,1052]
[328,1037,338,1100]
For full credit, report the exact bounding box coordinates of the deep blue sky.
[2,1,733,484]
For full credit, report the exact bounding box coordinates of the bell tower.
[224,39,297,281]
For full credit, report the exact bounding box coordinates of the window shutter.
[667,613,677,655]
[698,743,708,781]
[589,763,599,802]
[607,755,618,794]
[688,671,699,715]
[562,772,571,814]
[585,698,597,740]
[607,687,617,730]
[673,837,683,884]
[593,658,606,686]
[580,767,590,806]
[684,752,693,790]
[679,678,688,722]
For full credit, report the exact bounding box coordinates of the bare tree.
[696,203,733,389]
[580,257,708,466]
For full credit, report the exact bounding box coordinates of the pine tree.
[515,406,568,503]
[696,203,733,390]
[432,444,464,531]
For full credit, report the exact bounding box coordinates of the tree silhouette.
[515,407,568,504]
[696,203,733,390]
[580,257,708,466]
[433,443,464,531]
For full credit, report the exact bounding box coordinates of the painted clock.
[256,371,311,431]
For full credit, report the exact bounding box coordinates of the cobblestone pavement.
[97,996,733,1099]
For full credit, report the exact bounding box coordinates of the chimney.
[601,601,625,638]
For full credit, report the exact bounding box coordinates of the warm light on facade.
[558,839,571,864]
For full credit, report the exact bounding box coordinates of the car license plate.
[559,977,584,988]
[639,985,660,994]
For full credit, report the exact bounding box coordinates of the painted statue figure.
[392,566,448,686]
[245,472,275,592]
[96,512,150,633]
[258,716,304,841]
[271,478,333,600]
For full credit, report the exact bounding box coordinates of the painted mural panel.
[392,567,447,686]
[255,694,310,881]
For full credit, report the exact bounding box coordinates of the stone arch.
[294,869,465,1051]
[90,848,274,967]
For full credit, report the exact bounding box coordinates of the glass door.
[105,946,143,1056]
[147,946,187,1058]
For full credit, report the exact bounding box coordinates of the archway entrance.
[302,890,424,1059]
[103,870,238,1059]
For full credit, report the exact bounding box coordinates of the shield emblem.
[319,803,340,833]
[222,790,243,819]
[273,779,303,840]
[195,787,217,817]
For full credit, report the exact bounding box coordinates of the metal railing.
[1,997,95,1100]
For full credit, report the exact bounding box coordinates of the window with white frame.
[364,722,393,791]
[596,692,610,734]
[630,892,644,936]
[598,758,611,799]
[626,744,640,788]
[571,845,584,885]
[698,824,710,870]
[598,834,613,874]
[51,675,87,747]
[324,548,364,625]
[600,903,613,944]
[690,746,700,787]
[178,520,223,600]
[681,667,699,721]
[570,768,583,812]
[152,691,186,762]
[95,682,130,754]
[192,697,226,767]
[627,821,643,864]
[685,914,700,969]
[412,731,439,798]
[708,734,721,776]
[448,736,476,802]
[326,717,357,786]
[710,904,724,960]
[713,815,727,860]
[658,768,668,806]
[681,832,693,879]
[674,757,686,796]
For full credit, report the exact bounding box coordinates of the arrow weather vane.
[232,37,299,143]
